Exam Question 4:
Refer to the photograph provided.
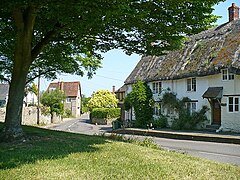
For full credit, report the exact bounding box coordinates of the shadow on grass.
[0,122,108,170]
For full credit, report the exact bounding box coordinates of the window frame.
[186,102,197,114]
[152,81,162,94]
[222,69,234,81]
[228,97,239,113]
[186,78,196,92]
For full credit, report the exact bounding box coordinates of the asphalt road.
[46,114,240,166]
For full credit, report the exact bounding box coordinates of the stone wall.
[0,107,62,125]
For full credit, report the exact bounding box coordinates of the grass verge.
[0,123,239,179]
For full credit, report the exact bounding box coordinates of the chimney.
[112,85,116,93]
[228,3,239,22]
[59,81,64,91]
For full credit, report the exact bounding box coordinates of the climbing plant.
[124,80,154,128]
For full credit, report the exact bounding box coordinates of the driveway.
[46,113,240,166]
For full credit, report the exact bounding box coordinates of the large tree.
[0,0,223,140]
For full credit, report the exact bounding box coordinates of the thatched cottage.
[123,3,240,132]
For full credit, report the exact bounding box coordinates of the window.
[152,82,162,94]
[186,102,196,114]
[228,97,239,112]
[222,69,234,80]
[187,78,196,92]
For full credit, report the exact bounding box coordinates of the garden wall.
[0,107,62,125]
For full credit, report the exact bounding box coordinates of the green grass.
[0,123,239,180]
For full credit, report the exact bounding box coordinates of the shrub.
[63,109,72,118]
[91,108,120,119]
[171,106,209,130]
[152,115,168,128]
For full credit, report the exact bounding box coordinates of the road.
[46,114,240,166]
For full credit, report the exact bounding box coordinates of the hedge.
[91,108,121,119]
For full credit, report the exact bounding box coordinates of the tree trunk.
[1,6,36,141]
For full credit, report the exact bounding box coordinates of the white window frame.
[228,97,239,113]
[222,69,234,81]
[152,81,162,94]
[186,78,196,92]
[186,102,197,114]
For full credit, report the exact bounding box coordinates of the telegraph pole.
[37,69,40,125]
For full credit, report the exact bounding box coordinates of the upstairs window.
[222,69,234,80]
[228,97,239,112]
[152,82,162,94]
[187,78,196,92]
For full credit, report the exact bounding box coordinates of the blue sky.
[40,0,239,97]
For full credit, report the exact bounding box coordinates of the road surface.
[46,114,240,166]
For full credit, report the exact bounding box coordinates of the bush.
[152,115,167,128]
[91,108,120,119]
[63,109,72,118]
[171,106,209,130]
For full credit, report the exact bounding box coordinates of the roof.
[116,85,127,93]
[125,20,240,84]
[202,87,223,99]
[48,81,81,97]
[0,84,9,100]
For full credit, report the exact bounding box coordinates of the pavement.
[112,128,240,145]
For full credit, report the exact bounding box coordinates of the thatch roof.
[125,20,240,85]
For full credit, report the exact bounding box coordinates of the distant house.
[0,84,9,107]
[0,84,37,107]
[47,81,82,117]
[123,3,240,133]
[115,85,127,122]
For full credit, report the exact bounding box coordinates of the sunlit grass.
[0,123,239,179]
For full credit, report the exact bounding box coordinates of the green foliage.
[88,90,118,111]
[152,115,168,128]
[40,89,66,117]
[40,105,50,116]
[91,108,120,119]
[81,94,91,113]
[31,83,38,96]
[172,106,209,130]
[63,109,72,118]
[124,80,153,128]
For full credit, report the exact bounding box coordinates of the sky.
[39,0,239,97]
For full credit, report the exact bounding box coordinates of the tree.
[0,0,223,140]
[88,90,118,111]
[41,89,66,122]
[124,80,153,128]
[81,94,91,113]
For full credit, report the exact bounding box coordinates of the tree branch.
[25,69,56,84]
[31,23,66,61]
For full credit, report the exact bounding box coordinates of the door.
[212,100,221,125]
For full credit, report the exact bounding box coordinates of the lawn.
[0,123,239,180]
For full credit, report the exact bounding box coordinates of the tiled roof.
[0,84,9,100]
[48,81,81,97]
[125,20,240,84]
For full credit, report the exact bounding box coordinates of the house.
[115,85,127,122]
[123,3,240,132]
[47,81,82,117]
[0,84,38,107]
[0,84,9,107]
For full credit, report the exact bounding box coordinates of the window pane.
[222,69,228,80]
[229,105,234,112]
[192,103,196,112]
[229,97,233,104]
[235,98,239,111]
[187,79,191,91]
